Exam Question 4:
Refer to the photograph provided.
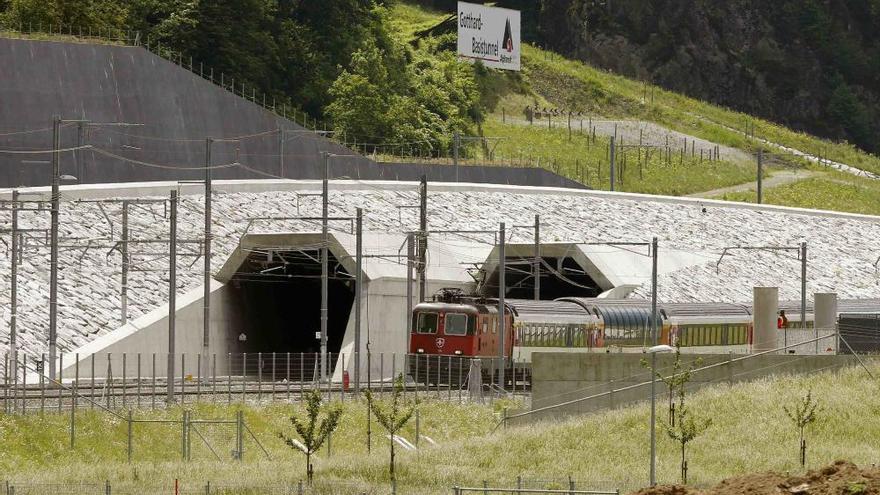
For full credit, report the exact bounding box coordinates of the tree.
[278,390,342,484]
[784,389,820,467]
[364,374,417,485]
[642,344,701,426]
[665,405,711,484]
[643,344,709,484]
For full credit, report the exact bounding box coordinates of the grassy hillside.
[390,2,880,216]
[2,366,878,494]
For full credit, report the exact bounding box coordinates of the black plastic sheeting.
[0,38,584,190]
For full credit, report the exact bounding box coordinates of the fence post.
[236,410,244,461]
[122,353,127,408]
[205,481,210,495]
[182,410,188,461]
[104,480,110,495]
[69,383,75,449]
[297,480,303,495]
[127,409,133,463]
[727,351,734,385]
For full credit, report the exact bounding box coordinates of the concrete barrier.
[526,351,862,422]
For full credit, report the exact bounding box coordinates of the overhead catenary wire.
[0,144,92,154]
[89,147,242,171]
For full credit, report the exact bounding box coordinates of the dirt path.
[686,169,821,198]
[501,116,753,163]
[688,113,880,181]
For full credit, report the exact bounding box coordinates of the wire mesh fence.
[4,480,385,495]
[0,352,531,415]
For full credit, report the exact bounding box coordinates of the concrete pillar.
[815,293,838,353]
[814,293,838,330]
[752,287,778,352]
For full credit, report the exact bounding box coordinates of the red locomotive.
[409,288,514,358]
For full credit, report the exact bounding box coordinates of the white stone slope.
[1,182,878,358]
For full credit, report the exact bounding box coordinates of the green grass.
[391,2,880,211]
[475,119,755,195]
[718,172,880,216]
[3,366,880,494]
[519,44,880,177]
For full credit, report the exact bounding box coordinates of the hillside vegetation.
[2,0,880,213]
[509,0,880,156]
[1,366,878,494]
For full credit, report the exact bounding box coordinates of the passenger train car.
[408,289,880,361]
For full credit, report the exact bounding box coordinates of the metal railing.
[452,487,618,494]
[3,481,376,495]
[0,352,532,415]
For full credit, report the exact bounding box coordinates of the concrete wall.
[0,38,582,189]
[527,352,861,422]
[56,280,243,380]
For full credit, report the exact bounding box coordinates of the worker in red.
[777,310,789,329]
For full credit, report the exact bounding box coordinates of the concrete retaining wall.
[527,352,861,421]
[0,38,582,189]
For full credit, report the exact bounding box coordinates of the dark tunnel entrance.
[483,256,600,300]
[229,248,354,375]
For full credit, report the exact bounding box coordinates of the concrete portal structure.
[752,287,779,352]
[7,178,880,380]
[59,231,489,380]
[56,232,709,380]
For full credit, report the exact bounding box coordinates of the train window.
[482,322,488,334]
[416,313,438,334]
[445,314,469,336]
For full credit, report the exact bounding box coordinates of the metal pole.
[74,122,84,184]
[649,236,658,486]
[49,116,60,380]
[801,242,807,332]
[498,222,506,389]
[418,176,427,302]
[278,128,284,178]
[10,190,18,378]
[167,190,178,403]
[320,153,329,381]
[406,233,415,340]
[757,149,763,204]
[354,208,363,392]
[121,201,129,324]
[453,132,460,182]
[533,215,540,301]
[203,138,213,377]
[609,136,616,192]
[127,409,133,463]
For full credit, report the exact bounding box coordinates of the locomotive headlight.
[416,348,424,353]
[454,350,463,355]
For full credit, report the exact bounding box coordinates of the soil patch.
[631,460,880,495]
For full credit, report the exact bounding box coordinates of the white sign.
[457,2,521,71]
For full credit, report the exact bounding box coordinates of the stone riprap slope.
[1,183,878,357]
